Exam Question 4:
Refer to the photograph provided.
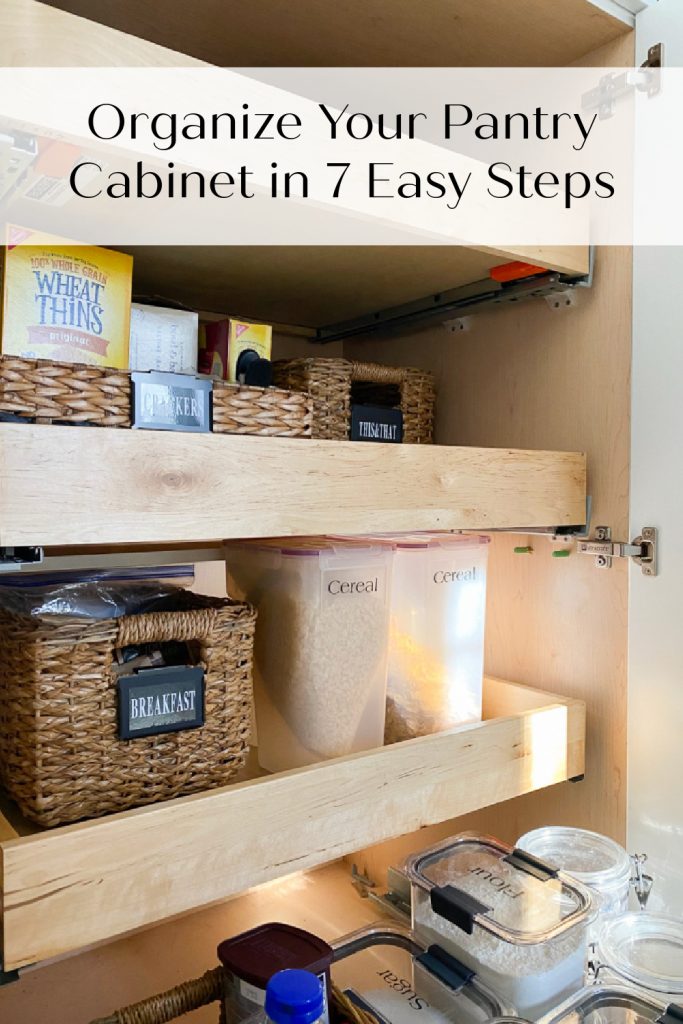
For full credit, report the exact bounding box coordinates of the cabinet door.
[629,0,683,912]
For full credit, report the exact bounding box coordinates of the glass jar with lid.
[405,832,595,1019]
[595,913,683,997]
[517,827,632,925]
[538,984,683,1024]
[331,922,513,1024]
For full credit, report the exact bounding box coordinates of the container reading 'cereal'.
[226,538,391,773]
[0,226,132,369]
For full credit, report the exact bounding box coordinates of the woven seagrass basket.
[90,971,377,1024]
[213,381,312,437]
[272,358,435,443]
[0,355,312,437]
[0,355,131,426]
[0,593,256,827]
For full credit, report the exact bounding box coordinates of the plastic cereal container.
[331,923,513,1024]
[381,534,489,743]
[226,539,391,772]
[517,827,632,925]
[405,833,594,1019]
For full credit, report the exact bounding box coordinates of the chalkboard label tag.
[350,404,403,443]
[132,371,212,432]
[118,665,205,739]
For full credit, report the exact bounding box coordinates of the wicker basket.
[0,593,256,827]
[0,355,131,426]
[272,358,435,443]
[90,971,378,1024]
[0,354,315,438]
[213,381,312,437]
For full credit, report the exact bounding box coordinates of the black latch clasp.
[429,885,490,934]
[416,945,475,993]
[657,1005,683,1024]
[503,847,559,881]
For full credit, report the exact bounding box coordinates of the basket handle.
[348,362,406,385]
[116,607,219,648]
[89,967,224,1024]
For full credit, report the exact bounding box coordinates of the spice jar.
[331,923,513,1024]
[405,833,594,1019]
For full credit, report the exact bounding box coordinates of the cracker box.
[199,318,272,382]
[129,303,199,375]
[0,226,132,369]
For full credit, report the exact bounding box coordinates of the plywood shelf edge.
[0,676,585,970]
[0,424,586,547]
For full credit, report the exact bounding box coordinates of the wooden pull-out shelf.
[0,677,585,971]
[0,424,586,547]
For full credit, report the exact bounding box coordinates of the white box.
[129,303,198,374]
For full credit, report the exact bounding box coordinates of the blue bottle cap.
[265,969,324,1024]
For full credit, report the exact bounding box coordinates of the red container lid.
[217,923,333,989]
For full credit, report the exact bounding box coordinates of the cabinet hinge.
[582,43,662,120]
[576,526,657,575]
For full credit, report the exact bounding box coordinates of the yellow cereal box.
[0,226,132,369]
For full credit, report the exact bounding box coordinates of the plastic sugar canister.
[265,971,325,1024]
[517,827,632,924]
[405,832,595,1020]
[331,922,513,1024]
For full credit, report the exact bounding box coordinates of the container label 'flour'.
[118,665,205,739]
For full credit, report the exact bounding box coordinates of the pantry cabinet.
[0,2,666,1021]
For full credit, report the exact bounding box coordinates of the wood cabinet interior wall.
[341,24,633,879]
[343,243,631,879]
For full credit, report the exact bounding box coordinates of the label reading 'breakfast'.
[118,666,205,740]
